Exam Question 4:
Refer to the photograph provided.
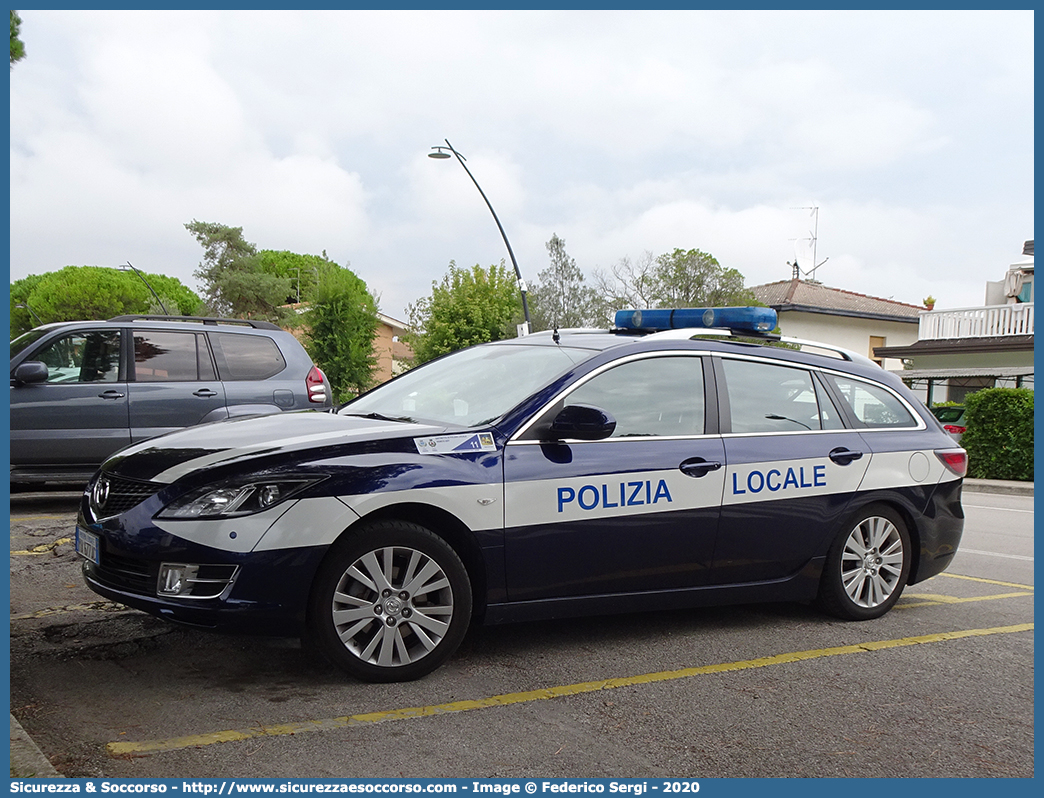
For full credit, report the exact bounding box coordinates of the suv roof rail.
[108,315,282,330]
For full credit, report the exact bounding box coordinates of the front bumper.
[79,514,330,636]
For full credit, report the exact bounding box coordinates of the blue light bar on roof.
[614,306,778,333]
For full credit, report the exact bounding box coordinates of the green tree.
[258,249,336,305]
[141,272,207,316]
[304,265,379,402]
[185,220,292,322]
[529,233,599,331]
[10,11,25,66]
[9,266,204,337]
[405,261,523,365]
[595,248,755,313]
[9,272,46,337]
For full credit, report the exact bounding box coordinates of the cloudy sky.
[8,9,1034,322]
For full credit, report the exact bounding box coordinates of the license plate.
[75,527,100,565]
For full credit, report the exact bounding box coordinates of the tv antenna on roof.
[787,205,829,283]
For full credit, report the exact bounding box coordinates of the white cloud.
[9,9,1033,321]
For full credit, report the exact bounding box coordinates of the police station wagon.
[76,307,967,682]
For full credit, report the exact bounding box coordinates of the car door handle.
[98,390,125,400]
[828,447,864,466]
[193,388,219,398]
[679,457,722,478]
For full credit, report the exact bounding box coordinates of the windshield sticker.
[415,433,497,454]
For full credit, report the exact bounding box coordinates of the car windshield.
[342,342,589,427]
[10,328,52,360]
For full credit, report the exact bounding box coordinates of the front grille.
[90,548,156,595]
[90,474,164,519]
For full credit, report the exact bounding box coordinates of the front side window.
[722,359,831,433]
[563,356,705,438]
[824,374,918,429]
[32,331,121,383]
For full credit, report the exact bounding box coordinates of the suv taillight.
[943,424,966,435]
[306,366,328,404]
[935,449,968,477]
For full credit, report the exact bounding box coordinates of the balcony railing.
[919,303,1034,340]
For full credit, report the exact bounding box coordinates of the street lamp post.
[429,139,531,335]
[120,261,170,315]
[15,302,42,327]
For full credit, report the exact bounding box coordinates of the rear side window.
[209,332,287,381]
[133,331,206,382]
[722,359,835,433]
[824,374,918,429]
[564,356,705,437]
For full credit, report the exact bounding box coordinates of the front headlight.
[157,476,326,520]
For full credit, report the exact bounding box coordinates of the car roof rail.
[641,328,879,368]
[778,336,879,367]
[107,314,282,330]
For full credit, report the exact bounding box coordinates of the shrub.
[960,388,1034,481]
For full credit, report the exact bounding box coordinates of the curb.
[963,478,1034,497]
[10,714,63,779]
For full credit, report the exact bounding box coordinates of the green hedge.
[960,388,1034,481]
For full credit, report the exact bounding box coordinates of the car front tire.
[818,503,911,621]
[308,520,472,682]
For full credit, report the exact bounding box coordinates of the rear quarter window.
[209,333,287,381]
[824,374,918,429]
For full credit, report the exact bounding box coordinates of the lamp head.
[428,146,452,159]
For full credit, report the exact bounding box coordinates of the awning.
[889,366,1034,380]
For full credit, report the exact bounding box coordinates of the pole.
[441,139,531,333]
[124,261,170,315]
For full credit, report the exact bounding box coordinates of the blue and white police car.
[76,307,966,682]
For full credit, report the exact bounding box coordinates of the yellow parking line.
[107,622,1033,757]
[11,601,127,621]
[901,592,1033,607]
[11,537,73,556]
[939,573,1033,591]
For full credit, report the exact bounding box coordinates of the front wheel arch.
[306,518,474,682]
[353,503,488,620]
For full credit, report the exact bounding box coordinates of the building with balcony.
[874,240,1034,404]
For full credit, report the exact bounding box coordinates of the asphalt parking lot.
[9,483,1034,779]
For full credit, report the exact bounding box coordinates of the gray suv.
[10,315,332,487]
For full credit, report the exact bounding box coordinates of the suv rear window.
[209,332,287,381]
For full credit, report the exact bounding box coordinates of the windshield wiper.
[342,412,415,423]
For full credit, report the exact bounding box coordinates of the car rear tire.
[818,504,911,621]
[307,520,472,682]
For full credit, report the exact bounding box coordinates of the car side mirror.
[547,404,617,441]
[12,361,49,385]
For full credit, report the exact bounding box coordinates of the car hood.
[102,411,451,485]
